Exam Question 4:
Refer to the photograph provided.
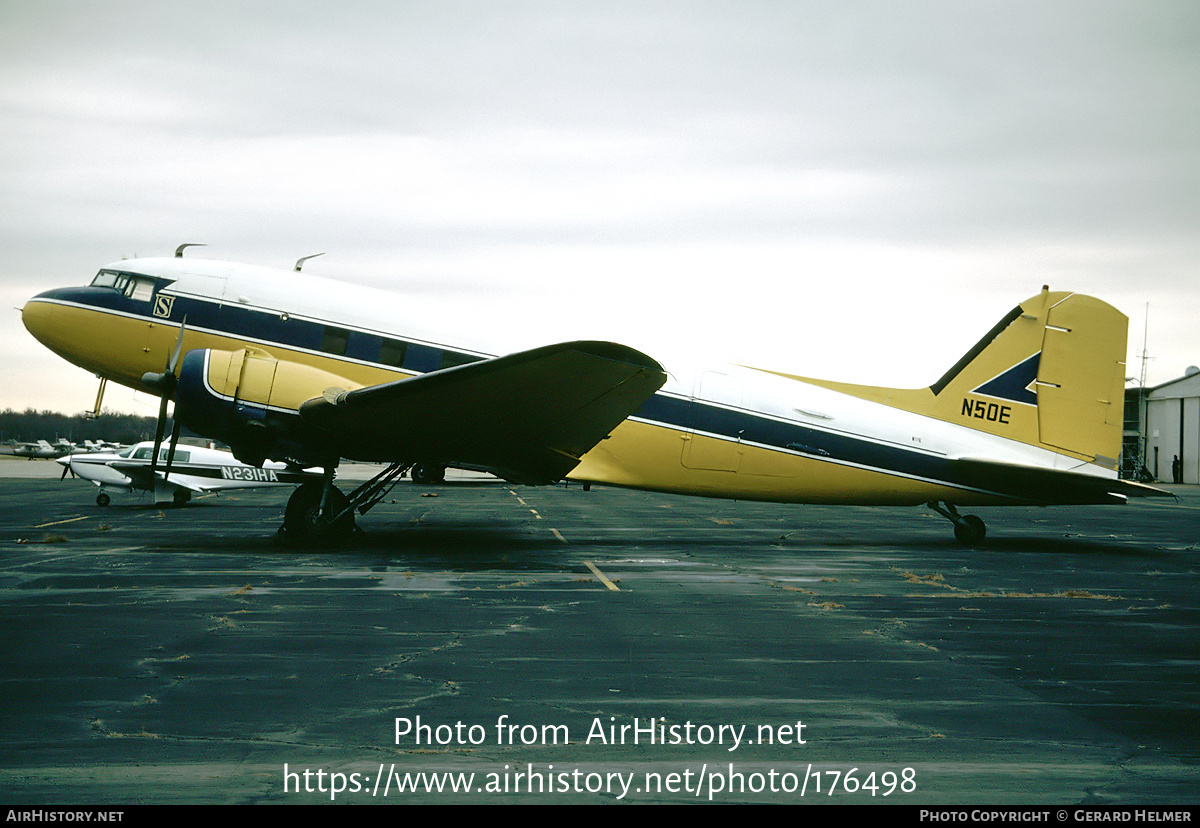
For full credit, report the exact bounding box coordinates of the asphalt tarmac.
[1,457,1197,806]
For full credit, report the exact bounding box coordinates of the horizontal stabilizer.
[948,458,1172,505]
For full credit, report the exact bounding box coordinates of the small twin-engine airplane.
[22,245,1167,543]
[56,440,322,507]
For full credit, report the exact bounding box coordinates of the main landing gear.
[927,501,987,546]
[410,463,446,484]
[280,462,410,545]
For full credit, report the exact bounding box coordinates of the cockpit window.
[90,270,155,301]
[129,445,188,462]
[91,270,122,289]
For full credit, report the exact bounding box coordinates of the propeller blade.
[167,317,188,375]
[148,394,170,482]
[162,418,182,484]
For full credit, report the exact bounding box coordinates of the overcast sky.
[2,0,1196,418]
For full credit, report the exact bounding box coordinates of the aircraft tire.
[173,489,191,507]
[283,481,354,544]
[95,492,110,507]
[954,515,986,546]
[411,464,446,484]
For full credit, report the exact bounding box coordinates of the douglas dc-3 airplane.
[22,245,1167,544]
[57,440,323,507]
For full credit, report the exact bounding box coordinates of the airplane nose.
[21,289,67,351]
[21,286,113,375]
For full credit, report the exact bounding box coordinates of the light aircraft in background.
[56,440,323,507]
[12,439,75,459]
[22,245,1168,543]
[80,439,125,452]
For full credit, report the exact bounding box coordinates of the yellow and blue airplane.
[22,245,1167,543]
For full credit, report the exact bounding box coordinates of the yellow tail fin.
[780,289,1128,471]
[924,289,1127,469]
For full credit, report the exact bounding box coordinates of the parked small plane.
[22,246,1167,543]
[81,439,125,452]
[56,440,323,506]
[12,439,74,459]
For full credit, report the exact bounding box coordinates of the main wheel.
[172,489,191,507]
[283,482,354,544]
[411,463,446,484]
[953,514,986,546]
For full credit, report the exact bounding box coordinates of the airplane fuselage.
[58,440,322,505]
[23,255,1127,512]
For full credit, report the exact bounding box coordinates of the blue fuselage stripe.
[59,284,970,491]
[634,393,954,484]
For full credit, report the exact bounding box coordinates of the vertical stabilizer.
[927,289,1127,469]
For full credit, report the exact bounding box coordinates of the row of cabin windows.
[320,325,483,372]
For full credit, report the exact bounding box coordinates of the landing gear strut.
[280,462,410,545]
[928,501,986,545]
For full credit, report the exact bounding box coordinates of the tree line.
[0,408,165,446]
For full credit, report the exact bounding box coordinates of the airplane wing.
[299,340,668,484]
[103,463,201,494]
[947,458,1173,505]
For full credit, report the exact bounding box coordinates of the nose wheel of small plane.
[927,501,987,546]
[95,492,110,507]
[282,481,355,544]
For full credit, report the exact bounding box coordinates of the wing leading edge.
[299,340,667,484]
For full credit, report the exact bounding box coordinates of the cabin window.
[320,326,350,356]
[132,446,190,462]
[380,339,407,367]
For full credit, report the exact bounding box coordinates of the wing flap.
[299,341,667,483]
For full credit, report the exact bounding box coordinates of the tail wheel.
[953,514,987,546]
[928,501,988,546]
[283,481,354,544]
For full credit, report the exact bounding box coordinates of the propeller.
[141,320,187,488]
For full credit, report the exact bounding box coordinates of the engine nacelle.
[176,347,360,466]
